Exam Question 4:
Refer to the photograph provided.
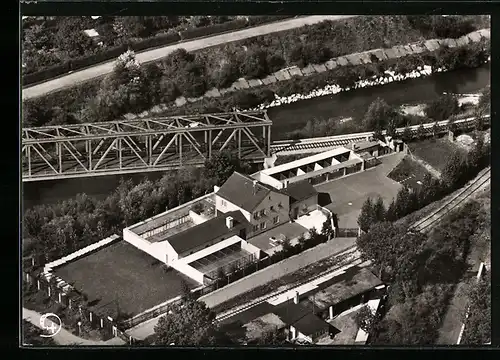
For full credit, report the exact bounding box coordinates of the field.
[387,156,432,190]
[407,137,463,174]
[54,240,198,318]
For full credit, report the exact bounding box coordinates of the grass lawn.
[387,155,432,191]
[54,240,198,318]
[407,137,464,173]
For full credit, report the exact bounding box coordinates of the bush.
[247,16,295,27]
[425,94,460,121]
[179,19,248,40]
[131,32,181,52]
[23,62,71,86]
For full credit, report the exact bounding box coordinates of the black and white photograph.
[20,10,491,347]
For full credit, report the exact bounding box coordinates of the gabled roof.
[273,302,334,337]
[281,180,318,204]
[217,172,279,212]
[167,210,249,254]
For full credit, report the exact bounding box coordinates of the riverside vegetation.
[22,15,489,128]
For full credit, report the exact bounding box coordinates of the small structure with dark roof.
[273,302,340,343]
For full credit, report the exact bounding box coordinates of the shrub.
[179,19,248,40]
[424,94,460,121]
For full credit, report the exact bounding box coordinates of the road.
[22,308,125,346]
[22,16,356,100]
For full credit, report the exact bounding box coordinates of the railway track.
[215,245,360,322]
[271,115,490,155]
[410,167,491,232]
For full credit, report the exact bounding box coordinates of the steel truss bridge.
[22,111,272,182]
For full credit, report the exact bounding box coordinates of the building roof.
[217,172,277,212]
[260,147,353,176]
[273,303,332,337]
[281,180,318,204]
[307,267,383,310]
[167,210,249,254]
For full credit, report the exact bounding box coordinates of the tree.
[415,123,426,140]
[203,151,252,186]
[154,296,219,345]
[432,121,440,138]
[441,150,468,188]
[321,216,334,240]
[354,305,377,334]
[358,197,375,232]
[401,126,412,143]
[461,275,491,345]
[474,112,485,132]
[257,329,288,345]
[477,87,490,115]
[373,196,387,223]
[424,94,459,121]
[22,321,56,346]
[54,17,95,58]
[362,98,396,132]
[386,119,397,139]
[240,48,268,79]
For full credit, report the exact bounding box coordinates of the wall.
[290,195,319,218]
[240,239,263,260]
[248,190,290,238]
[289,158,363,184]
[123,228,169,263]
[251,172,284,190]
[170,260,205,285]
[215,195,252,222]
[189,210,208,225]
[181,236,243,264]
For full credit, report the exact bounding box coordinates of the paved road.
[22,16,356,100]
[22,308,125,346]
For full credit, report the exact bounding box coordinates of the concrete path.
[23,15,356,99]
[22,307,126,346]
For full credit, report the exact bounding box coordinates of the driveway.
[22,308,126,346]
[315,153,404,228]
[22,16,357,99]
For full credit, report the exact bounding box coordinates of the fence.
[23,271,137,345]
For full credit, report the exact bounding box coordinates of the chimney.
[226,216,234,229]
[293,291,299,304]
[253,180,257,195]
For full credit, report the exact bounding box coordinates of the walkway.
[22,16,356,99]
[22,308,126,346]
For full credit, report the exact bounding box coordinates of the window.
[270,205,274,212]
[221,199,226,207]
[253,224,259,232]
[259,209,265,217]
[273,216,279,224]
[260,222,266,230]
[253,212,259,220]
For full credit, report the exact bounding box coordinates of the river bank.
[23,63,490,209]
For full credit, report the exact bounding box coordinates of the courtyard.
[54,240,198,319]
[315,153,404,228]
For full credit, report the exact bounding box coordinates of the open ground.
[315,152,404,228]
[407,137,464,174]
[54,240,198,318]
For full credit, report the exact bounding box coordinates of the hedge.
[22,62,71,86]
[130,32,181,52]
[179,18,249,40]
[247,16,295,27]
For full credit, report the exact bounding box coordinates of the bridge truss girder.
[22,111,272,182]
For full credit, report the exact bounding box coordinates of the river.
[23,65,490,209]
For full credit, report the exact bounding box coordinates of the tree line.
[22,16,490,128]
[357,200,486,345]
[22,16,236,75]
[23,152,250,265]
[357,132,490,233]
